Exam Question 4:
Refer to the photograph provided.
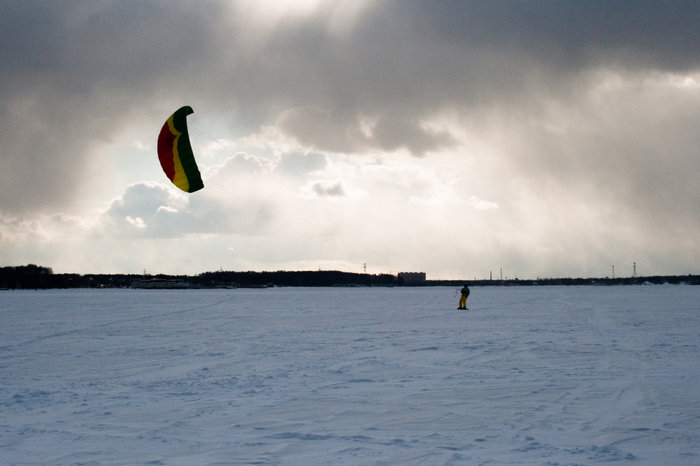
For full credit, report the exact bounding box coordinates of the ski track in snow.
[1,286,699,465]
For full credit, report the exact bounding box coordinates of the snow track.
[1,286,699,465]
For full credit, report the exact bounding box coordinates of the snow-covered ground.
[1,286,699,465]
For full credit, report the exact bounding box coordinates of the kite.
[157,106,204,193]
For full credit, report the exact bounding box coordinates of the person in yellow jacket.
[458,284,470,310]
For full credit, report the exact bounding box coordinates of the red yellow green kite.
[157,106,204,193]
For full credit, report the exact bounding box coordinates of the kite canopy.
[157,106,204,193]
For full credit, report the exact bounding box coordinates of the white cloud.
[125,216,146,229]
[469,196,499,211]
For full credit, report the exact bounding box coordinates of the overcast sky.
[1,0,699,279]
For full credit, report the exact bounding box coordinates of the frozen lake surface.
[1,286,699,465]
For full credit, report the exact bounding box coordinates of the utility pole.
[612,265,615,279]
[633,262,637,278]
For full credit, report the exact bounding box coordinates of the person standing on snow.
[458,284,470,310]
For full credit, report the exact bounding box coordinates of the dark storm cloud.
[397,1,700,71]
[0,1,220,87]
[1,0,699,217]
[223,0,700,155]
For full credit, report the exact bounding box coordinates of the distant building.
[398,272,426,285]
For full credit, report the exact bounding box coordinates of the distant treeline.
[1,264,698,289]
[196,270,399,288]
[427,276,700,286]
[0,265,398,289]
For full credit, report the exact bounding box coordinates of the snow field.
[1,286,699,465]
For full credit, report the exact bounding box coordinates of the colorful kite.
[157,106,204,193]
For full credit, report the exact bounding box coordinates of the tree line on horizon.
[1,264,699,289]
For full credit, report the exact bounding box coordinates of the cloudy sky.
[1,0,699,279]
